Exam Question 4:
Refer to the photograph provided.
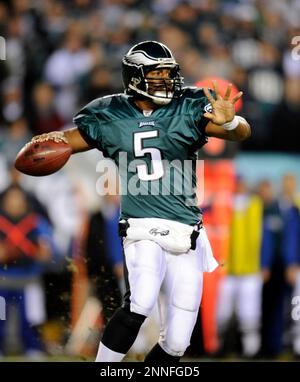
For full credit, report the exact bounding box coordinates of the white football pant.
[123,234,208,357]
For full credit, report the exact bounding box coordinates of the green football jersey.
[73,87,212,226]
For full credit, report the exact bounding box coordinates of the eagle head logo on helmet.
[122,41,184,106]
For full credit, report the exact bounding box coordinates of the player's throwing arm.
[14,128,91,176]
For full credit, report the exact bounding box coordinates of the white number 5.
[134,131,164,181]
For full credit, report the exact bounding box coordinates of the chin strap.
[128,84,173,105]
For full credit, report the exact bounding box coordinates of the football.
[15,140,72,176]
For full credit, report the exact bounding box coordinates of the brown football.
[15,140,72,176]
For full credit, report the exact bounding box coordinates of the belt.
[118,219,203,251]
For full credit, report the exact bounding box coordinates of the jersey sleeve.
[186,87,215,146]
[73,105,104,151]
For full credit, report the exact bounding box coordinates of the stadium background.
[0,0,300,361]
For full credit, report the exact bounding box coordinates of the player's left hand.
[203,81,243,125]
[31,131,68,144]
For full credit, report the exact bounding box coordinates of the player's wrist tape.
[222,115,239,130]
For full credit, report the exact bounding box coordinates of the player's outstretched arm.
[203,81,251,141]
[205,117,251,141]
[31,127,92,154]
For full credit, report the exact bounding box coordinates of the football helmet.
[122,41,184,105]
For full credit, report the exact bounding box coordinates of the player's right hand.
[31,131,68,144]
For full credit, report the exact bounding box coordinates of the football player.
[30,41,251,362]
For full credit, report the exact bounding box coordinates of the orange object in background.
[195,76,243,113]
[197,160,236,354]
[195,76,240,354]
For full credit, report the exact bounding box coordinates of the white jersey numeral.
[134,131,164,181]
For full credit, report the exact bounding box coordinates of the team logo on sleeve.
[204,103,213,113]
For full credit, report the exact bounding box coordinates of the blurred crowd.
[0,0,300,360]
[214,174,300,359]
[0,0,300,156]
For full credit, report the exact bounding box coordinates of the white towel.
[123,217,194,253]
[122,217,219,272]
